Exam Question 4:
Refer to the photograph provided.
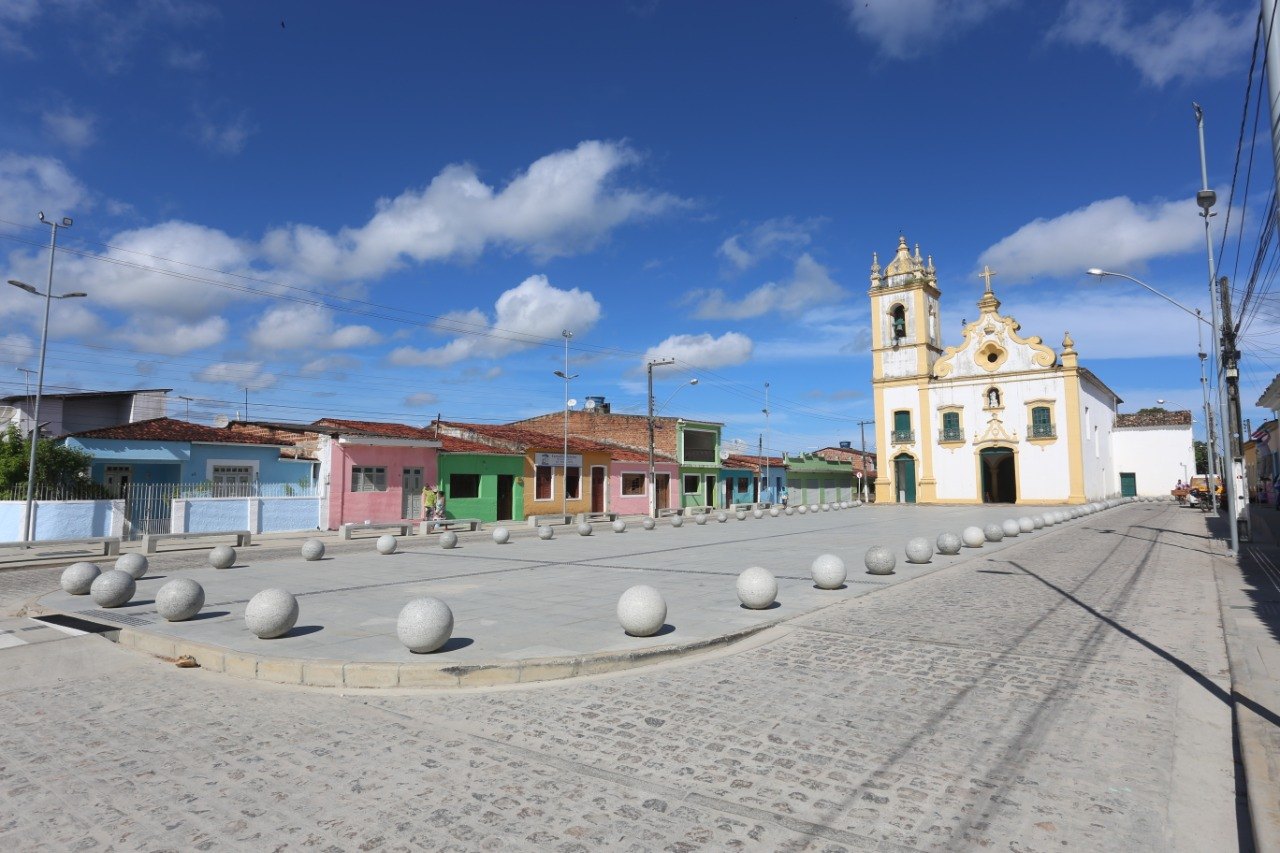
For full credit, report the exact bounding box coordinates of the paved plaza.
[0,503,1259,850]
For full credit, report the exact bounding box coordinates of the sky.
[0,0,1273,458]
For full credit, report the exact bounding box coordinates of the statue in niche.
[987,387,1001,408]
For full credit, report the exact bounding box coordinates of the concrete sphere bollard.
[821,503,830,512]
[156,577,205,622]
[300,538,326,561]
[962,526,986,548]
[1001,518,1021,537]
[492,526,511,544]
[769,507,780,517]
[853,500,863,507]
[89,570,135,608]
[538,525,555,540]
[577,522,593,536]
[60,561,101,595]
[736,510,747,521]
[736,566,778,609]
[984,523,1004,542]
[797,505,808,514]
[671,514,684,528]
[753,508,764,519]
[716,512,728,523]
[208,544,236,569]
[905,536,933,564]
[695,513,708,525]
[936,532,963,555]
[642,517,656,530]
[810,504,819,513]
[114,553,148,580]
[612,519,627,533]
[1017,516,1035,533]
[785,506,795,515]
[1031,515,1045,530]
[864,545,896,575]
[810,553,847,589]
[617,585,667,636]
[244,588,299,639]
[376,534,399,555]
[397,597,454,653]
[440,531,458,549]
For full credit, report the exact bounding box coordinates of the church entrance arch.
[893,453,916,503]
[979,447,1016,503]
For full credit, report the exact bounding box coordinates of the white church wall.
[1113,426,1193,497]
[1078,377,1118,500]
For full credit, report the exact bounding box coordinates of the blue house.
[718,454,787,506]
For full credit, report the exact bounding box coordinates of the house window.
[940,411,963,442]
[736,476,750,493]
[892,410,913,443]
[622,474,646,496]
[683,429,716,463]
[351,467,387,492]
[1030,406,1054,439]
[211,465,253,485]
[564,466,581,500]
[683,474,701,494]
[534,465,553,500]
[450,473,480,499]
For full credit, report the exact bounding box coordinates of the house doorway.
[655,474,670,512]
[402,468,424,518]
[496,474,514,521]
[704,475,716,508]
[893,454,916,503]
[590,466,606,513]
[980,447,1017,503]
[724,479,734,507]
[1120,472,1137,497]
[104,465,132,498]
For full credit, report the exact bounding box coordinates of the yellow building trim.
[872,376,891,502]
[1061,369,1087,503]
[916,381,937,501]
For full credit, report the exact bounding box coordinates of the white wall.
[1078,376,1118,500]
[1113,426,1194,497]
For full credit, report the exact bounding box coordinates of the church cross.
[978,265,997,292]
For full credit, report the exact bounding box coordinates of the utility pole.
[762,381,770,503]
[1220,276,1250,541]
[179,395,193,422]
[857,417,875,502]
[647,357,675,517]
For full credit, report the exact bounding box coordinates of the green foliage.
[1194,440,1208,475]
[0,425,96,491]
[1134,406,1168,416]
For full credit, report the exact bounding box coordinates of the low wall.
[172,496,321,534]
[0,500,125,541]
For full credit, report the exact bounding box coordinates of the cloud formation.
[842,0,1016,59]
[119,316,228,355]
[643,331,753,371]
[717,217,817,272]
[689,254,843,320]
[247,304,381,351]
[262,140,684,281]
[1053,0,1253,86]
[388,275,602,367]
[977,194,1201,281]
[41,108,96,150]
[194,109,255,155]
[195,361,276,391]
[0,153,90,224]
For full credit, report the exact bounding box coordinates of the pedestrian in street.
[422,483,436,521]
[779,487,789,507]
[435,489,446,521]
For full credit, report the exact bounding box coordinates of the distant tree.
[1194,440,1208,475]
[0,425,96,491]
[1135,406,1168,416]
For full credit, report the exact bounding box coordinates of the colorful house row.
[719,454,787,506]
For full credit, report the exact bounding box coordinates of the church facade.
[870,236,1120,505]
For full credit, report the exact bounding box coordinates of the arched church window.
[986,387,1001,409]
[890,304,906,339]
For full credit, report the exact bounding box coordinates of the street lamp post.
[9,211,84,542]
[762,382,770,504]
[646,357,675,517]
[553,330,577,518]
[1085,268,1220,515]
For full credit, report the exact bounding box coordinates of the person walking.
[421,483,437,521]
[434,488,446,521]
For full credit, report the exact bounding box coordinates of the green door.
[1120,472,1137,497]
[893,454,916,503]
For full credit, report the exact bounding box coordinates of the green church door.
[893,454,916,503]
[1120,472,1137,497]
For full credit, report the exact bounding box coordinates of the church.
[869,236,1123,505]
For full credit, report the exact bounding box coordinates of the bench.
[419,518,482,534]
[337,522,414,541]
[0,536,121,557]
[527,513,574,528]
[656,507,682,517]
[682,505,714,516]
[576,511,617,524]
[143,530,252,554]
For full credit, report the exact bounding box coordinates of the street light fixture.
[554,331,578,517]
[9,211,82,542]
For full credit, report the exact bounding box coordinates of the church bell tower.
[868,235,943,380]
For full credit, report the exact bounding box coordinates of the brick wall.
[226,423,321,460]
[514,411,678,456]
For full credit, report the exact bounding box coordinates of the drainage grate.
[75,609,153,627]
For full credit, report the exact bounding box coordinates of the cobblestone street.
[0,504,1242,851]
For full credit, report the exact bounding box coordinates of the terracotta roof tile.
[438,434,518,455]
[723,454,787,472]
[312,418,435,439]
[1115,410,1193,428]
[69,417,285,445]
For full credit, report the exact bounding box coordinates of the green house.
[783,452,855,506]
[676,419,723,509]
[437,436,525,523]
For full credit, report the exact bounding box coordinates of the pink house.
[313,419,442,529]
[596,444,680,516]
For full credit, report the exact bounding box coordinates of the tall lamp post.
[9,212,84,542]
[1085,269,1220,514]
[762,382,771,503]
[553,330,577,518]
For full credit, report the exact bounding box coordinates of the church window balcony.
[1028,422,1056,439]
[939,427,965,443]
[891,429,915,444]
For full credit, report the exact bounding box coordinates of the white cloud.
[690,253,844,319]
[246,304,381,351]
[195,361,276,391]
[1053,0,1253,86]
[841,0,1016,59]
[118,316,228,355]
[404,392,439,408]
[262,140,684,281]
[0,0,39,55]
[643,331,753,371]
[300,354,361,377]
[0,332,35,366]
[717,217,818,272]
[977,194,1202,281]
[195,110,255,155]
[41,108,96,150]
[0,152,91,224]
[389,275,602,367]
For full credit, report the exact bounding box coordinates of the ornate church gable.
[932,267,1057,380]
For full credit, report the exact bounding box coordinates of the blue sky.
[0,0,1270,456]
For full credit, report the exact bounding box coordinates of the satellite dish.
[719,448,729,461]
[214,415,229,427]
[566,398,578,409]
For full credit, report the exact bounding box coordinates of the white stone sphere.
[577,522,593,536]
[962,526,986,548]
[1017,516,1035,533]
[753,509,764,519]
[114,553,148,579]
[376,534,399,555]
[784,507,795,515]
[1001,519,1021,537]
[491,526,510,544]
[60,561,100,595]
[156,578,205,622]
[811,553,847,589]
[716,511,728,523]
[736,567,778,609]
[538,525,555,540]
[936,532,962,555]
[864,545,896,575]
[810,504,819,512]
[89,570,135,608]
[695,513,708,525]
[642,517,656,530]
[821,503,830,512]
[244,588,299,639]
[397,597,454,653]
[671,514,684,528]
[612,519,627,533]
[736,510,747,521]
[797,505,808,514]
[208,544,237,569]
[905,537,933,564]
[617,585,667,636]
[440,531,458,549]
[301,538,326,561]
[984,523,1005,542]
[769,507,780,517]
[1031,515,1045,530]
[853,500,863,507]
